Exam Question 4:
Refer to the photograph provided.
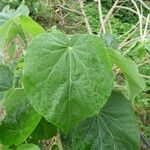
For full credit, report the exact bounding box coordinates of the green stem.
[56,132,63,150]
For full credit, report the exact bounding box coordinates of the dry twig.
[99,0,120,33]
[78,0,92,34]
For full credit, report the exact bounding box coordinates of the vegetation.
[0,0,149,150]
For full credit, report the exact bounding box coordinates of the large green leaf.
[23,32,114,132]
[16,144,40,150]
[62,92,140,150]
[18,16,45,37]
[0,16,44,62]
[0,88,41,146]
[0,65,14,102]
[108,48,145,100]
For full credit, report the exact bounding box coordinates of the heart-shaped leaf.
[23,32,114,132]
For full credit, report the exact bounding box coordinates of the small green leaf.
[23,32,114,132]
[102,33,118,49]
[13,4,29,18]
[0,6,14,27]
[2,5,10,13]
[0,88,41,146]
[108,48,145,100]
[31,117,57,141]
[0,4,29,27]
[0,12,11,26]
[16,144,40,150]
[62,92,140,150]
